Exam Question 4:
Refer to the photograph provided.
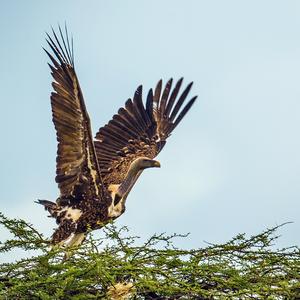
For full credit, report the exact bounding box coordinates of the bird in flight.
[38,26,197,248]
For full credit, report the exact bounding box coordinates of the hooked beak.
[152,160,161,168]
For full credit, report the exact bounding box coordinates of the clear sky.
[1,1,300,259]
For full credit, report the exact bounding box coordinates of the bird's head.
[132,157,161,170]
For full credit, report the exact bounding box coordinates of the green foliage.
[0,212,299,299]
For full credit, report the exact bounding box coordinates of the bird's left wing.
[45,27,102,199]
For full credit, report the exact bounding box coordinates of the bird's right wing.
[45,27,102,199]
[95,78,197,187]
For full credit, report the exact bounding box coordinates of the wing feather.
[170,82,193,122]
[45,26,102,199]
[160,78,173,117]
[165,77,183,116]
[95,78,196,186]
[173,96,198,129]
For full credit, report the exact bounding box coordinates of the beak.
[152,160,161,168]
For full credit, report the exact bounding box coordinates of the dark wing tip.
[169,80,194,122]
[173,95,197,130]
[176,77,184,87]
[135,85,143,96]
[152,78,197,137]
[125,98,132,106]
[45,25,74,68]
[186,81,194,90]
[153,79,163,105]
[176,77,184,89]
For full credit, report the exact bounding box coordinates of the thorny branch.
[0,213,299,299]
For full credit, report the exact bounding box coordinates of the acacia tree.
[0,212,299,299]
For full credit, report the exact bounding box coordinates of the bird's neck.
[116,166,143,202]
[108,162,145,219]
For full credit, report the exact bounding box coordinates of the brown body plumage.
[38,26,197,247]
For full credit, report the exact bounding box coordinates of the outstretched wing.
[45,27,102,198]
[95,78,197,186]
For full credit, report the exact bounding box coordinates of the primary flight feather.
[38,26,197,247]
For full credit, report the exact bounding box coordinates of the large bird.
[38,27,197,247]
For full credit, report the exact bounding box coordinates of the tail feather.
[36,199,58,217]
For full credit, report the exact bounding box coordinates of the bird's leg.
[61,233,86,260]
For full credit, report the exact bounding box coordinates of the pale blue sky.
[1,1,300,258]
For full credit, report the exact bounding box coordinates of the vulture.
[38,27,197,248]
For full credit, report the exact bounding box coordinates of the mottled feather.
[95,78,197,186]
[45,27,102,200]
